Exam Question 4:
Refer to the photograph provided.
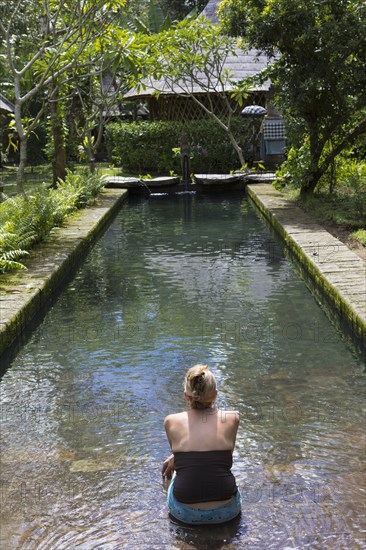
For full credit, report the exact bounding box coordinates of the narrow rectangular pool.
[0,193,365,549]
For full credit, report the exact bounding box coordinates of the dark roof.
[125,48,270,99]
[124,0,271,100]
[125,0,271,100]
[0,93,14,114]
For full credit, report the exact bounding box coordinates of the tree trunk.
[53,133,67,184]
[300,124,322,196]
[300,164,324,196]
[92,108,105,163]
[227,129,245,168]
[302,117,366,197]
[14,95,27,194]
[86,128,95,173]
[49,87,67,186]
[300,178,317,197]
[16,136,28,195]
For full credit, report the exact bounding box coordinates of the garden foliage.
[276,150,366,246]
[105,118,255,174]
[277,148,366,218]
[221,0,366,195]
[0,170,105,272]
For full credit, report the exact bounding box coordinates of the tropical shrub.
[275,141,311,190]
[336,155,366,220]
[277,144,366,196]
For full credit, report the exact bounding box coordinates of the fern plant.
[0,249,29,272]
[0,227,29,272]
[0,170,105,273]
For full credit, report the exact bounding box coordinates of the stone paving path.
[247,184,366,351]
[0,189,128,356]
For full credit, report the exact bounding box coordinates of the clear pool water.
[0,193,365,549]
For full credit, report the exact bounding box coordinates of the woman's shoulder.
[164,411,188,425]
[218,409,240,424]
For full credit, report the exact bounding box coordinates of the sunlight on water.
[0,193,365,549]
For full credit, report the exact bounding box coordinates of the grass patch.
[0,163,116,195]
[281,186,365,227]
[276,151,366,247]
[0,165,53,195]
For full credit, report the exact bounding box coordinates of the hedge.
[105,118,256,174]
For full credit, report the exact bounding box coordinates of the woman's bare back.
[165,408,239,453]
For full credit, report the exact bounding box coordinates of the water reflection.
[0,194,364,549]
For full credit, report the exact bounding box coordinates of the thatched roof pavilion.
[124,0,272,120]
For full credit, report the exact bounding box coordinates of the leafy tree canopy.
[0,0,131,185]
[220,0,366,194]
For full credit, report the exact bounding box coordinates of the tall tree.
[66,53,132,171]
[69,0,173,171]
[220,0,366,194]
[0,0,128,189]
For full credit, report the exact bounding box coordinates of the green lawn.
[0,163,115,196]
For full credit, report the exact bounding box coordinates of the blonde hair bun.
[184,364,217,409]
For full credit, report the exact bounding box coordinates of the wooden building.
[124,0,286,166]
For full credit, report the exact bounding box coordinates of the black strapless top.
[173,450,237,503]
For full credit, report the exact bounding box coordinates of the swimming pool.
[0,192,364,549]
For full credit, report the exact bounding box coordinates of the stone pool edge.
[0,188,128,357]
[247,184,366,352]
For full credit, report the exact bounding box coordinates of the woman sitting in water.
[162,364,241,525]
